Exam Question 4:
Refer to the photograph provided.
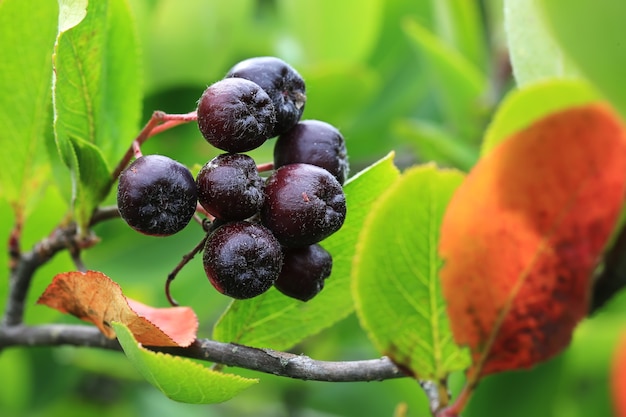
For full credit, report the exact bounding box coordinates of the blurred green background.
[2,0,626,416]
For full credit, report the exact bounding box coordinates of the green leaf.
[58,0,87,31]
[481,79,599,155]
[538,0,626,119]
[0,0,58,219]
[393,119,478,171]
[403,18,487,139]
[69,137,114,227]
[432,0,487,72]
[504,0,580,86]
[276,0,384,67]
[213,153,400,350]
[53,0,141,232]
[112,322,258,404]
[99,0,142,161]
[353,164,470,380]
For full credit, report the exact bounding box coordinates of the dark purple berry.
[274,244,332,301]
[261,163,346,247]
[203,222,283,299]
[117,155,197,236]
[226,56,306,136]
[274,120,349,185]
[196,153,264,221]
[197,78,276,153]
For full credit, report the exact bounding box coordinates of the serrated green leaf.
[481,79,599,155]
[403,18,487,140]
[213,153,400,350]
[53,0,141,232]
[504,0,580,86]
[112,322,258,404]
[353,164,470,381]
[538,0,626,119]
[0,0,58,218]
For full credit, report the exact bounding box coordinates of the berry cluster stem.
[165,233,210,306]
[256,162,274,173]
[110,110,198,186]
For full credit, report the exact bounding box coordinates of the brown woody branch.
[4,199,626,385]
[0,204,406,382]
[0,324,406,383]
[1,206,118,327]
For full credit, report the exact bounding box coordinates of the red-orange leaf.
[439,104,626,381]
[37,270,198,347]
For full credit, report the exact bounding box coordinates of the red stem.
[132,141,143,158]
[437,381,474,417]
[8,219,22,272]
[109,110,198,184]
[256,162,274,173]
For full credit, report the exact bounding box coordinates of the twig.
[109,110,198,185]
[165,233,209,306]
[1,201,407,383]
[8,220,22,272]
[0,324,407,383]
[1,224,95,326]
[2,208,119,327]
[90,206,121,225]
[256,162,274,173]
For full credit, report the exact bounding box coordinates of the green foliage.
[538,0,626,119]
[404,18,487,140]
[503,0,580,86]
[213,153,400,350]
[138,0,256,92]
[3,0,626,416]
[0,349,32,413]
[53,0,141,232]
[353,164,470,381]
[113,322,258,403]
[393,119,478,170]
[431,0,488,73]
[276,0,384,66]
[0,0,58,220]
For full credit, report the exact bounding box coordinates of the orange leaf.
[37,270,198,347]
[439,104,626,380]
[126,298,197,347]
[612,331,626,417]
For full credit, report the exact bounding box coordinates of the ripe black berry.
[197,78,276,153]
[226,56,306,136]
[117,155,197,236]
[274,244,332,301]
[196,153,264,221]
[261,163,346,247]
[203,221,283,299]
[274,120,349,185]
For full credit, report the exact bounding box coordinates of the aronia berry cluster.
[117,57,348,302]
